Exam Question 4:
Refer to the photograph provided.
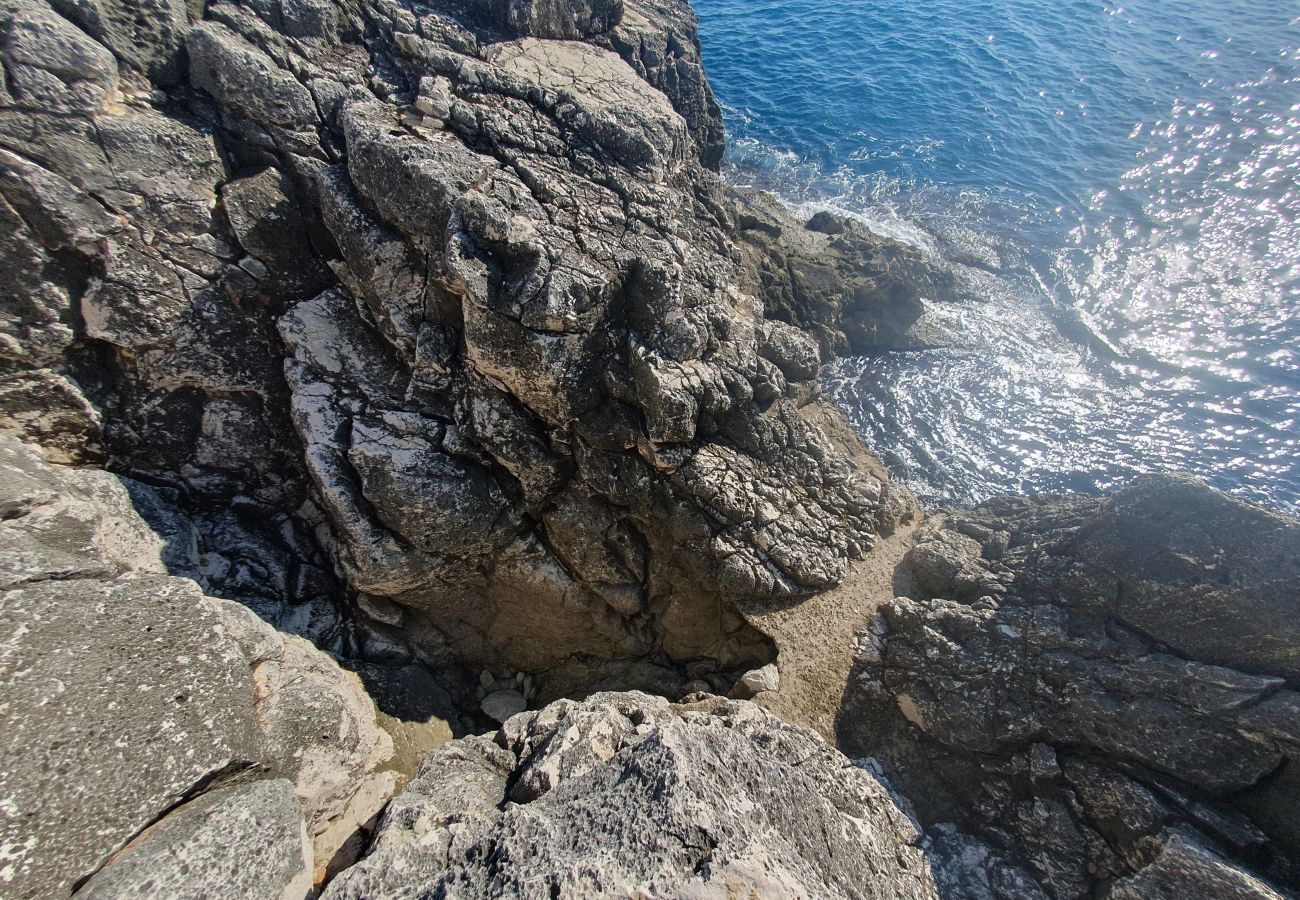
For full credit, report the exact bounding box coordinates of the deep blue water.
[695,0,1300,514]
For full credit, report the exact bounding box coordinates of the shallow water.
[694,0,1300,514]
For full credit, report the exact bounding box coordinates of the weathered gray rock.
[1069,474,1300,681]
[225,0,912,695]
[47,0,189,81]
[326,692,938,899]
[0,0,1297,897]
[735,192,975,358]
[1104,829,1285,900]
[0,575,263,898]
[736,661,780,696]
[0,438,398,897]
[595,0,725,168]
[224,603,398,874]
[471,0,623,39]
[1,0,119,116]
[78,780,314,900]
[0,368,103,463]
[0,431,173,585]
[1,0,921,707]
[841,475,1300,897]
[480,688,527,722]
[187,21,320,128]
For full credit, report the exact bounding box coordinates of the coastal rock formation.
[0,435,401,897]
[325,691,938,899]
[841,475,1300,898]
[77,780,314,900]
[2,0,1299,895]
[734,191,975,357]
[0,0,921,705]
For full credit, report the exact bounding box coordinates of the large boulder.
[325,692,938,899]
[0,436,399,897]
[0,575,264,899]
[841,476,1300,897]
[77,780,314,900]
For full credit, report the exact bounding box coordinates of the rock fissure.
[0,0,1296,896]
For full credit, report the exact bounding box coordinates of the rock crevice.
[0,0,1296,895]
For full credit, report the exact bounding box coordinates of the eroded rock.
[325,692,939,899]
[841,476,1300,897]
[77,780,314,900]
[0,437,399,897]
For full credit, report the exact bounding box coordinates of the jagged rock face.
[734,192,975,359]
[325,691,939,899]
[77,780,314,900]
[840,475,1300,899]
[1,0,914,696]
[0,434,400,897]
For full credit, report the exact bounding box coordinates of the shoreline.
[0,0,1295,895]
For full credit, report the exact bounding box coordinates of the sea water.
[694,0,1300,514]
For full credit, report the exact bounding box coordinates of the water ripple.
[697,0,1300,514]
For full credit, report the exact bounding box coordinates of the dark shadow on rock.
[348,661,464,731]
[833,477,1300,898]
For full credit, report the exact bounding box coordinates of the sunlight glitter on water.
[696,0,1300,514]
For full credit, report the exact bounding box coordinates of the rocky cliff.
[0,0,1296,896]
[0,0,924,709]
[841,476,1300,898]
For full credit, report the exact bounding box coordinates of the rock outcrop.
[77,780,314,900]
[734,191,975,357]
[3,0,1298,895]
[0,0,922,707]
[0,435,402,897]
[325,691,939,899]
[841,475,1300,898]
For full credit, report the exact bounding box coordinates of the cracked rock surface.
[0,435,398,897]
[4,0,1298,895]
[1,0,921,706]
[324,691,939,899]
[841,475,1300,899]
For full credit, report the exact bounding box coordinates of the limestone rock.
[1105,829,1285,900]
[223,601,398,868]
[471,0,624,39]
[480,688,528,723]
[736,662,780,697]
[596,0,725,168]
[0,575,262,898]
[77,780,314,900]
[735,193,973,357]
[0,438,398,897]
[1069,474,1300,680]
[1,0,119,116]
[186,21,320,128]
[326,692,938,899]
[0,431,173,586]
[2,0,916,703]
[841,475,1300,896]
[0,368,103,463]
[45,0,190,82]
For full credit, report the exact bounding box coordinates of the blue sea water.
[694,0,1300,514]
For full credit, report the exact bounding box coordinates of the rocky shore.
[0,0,1295,896]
